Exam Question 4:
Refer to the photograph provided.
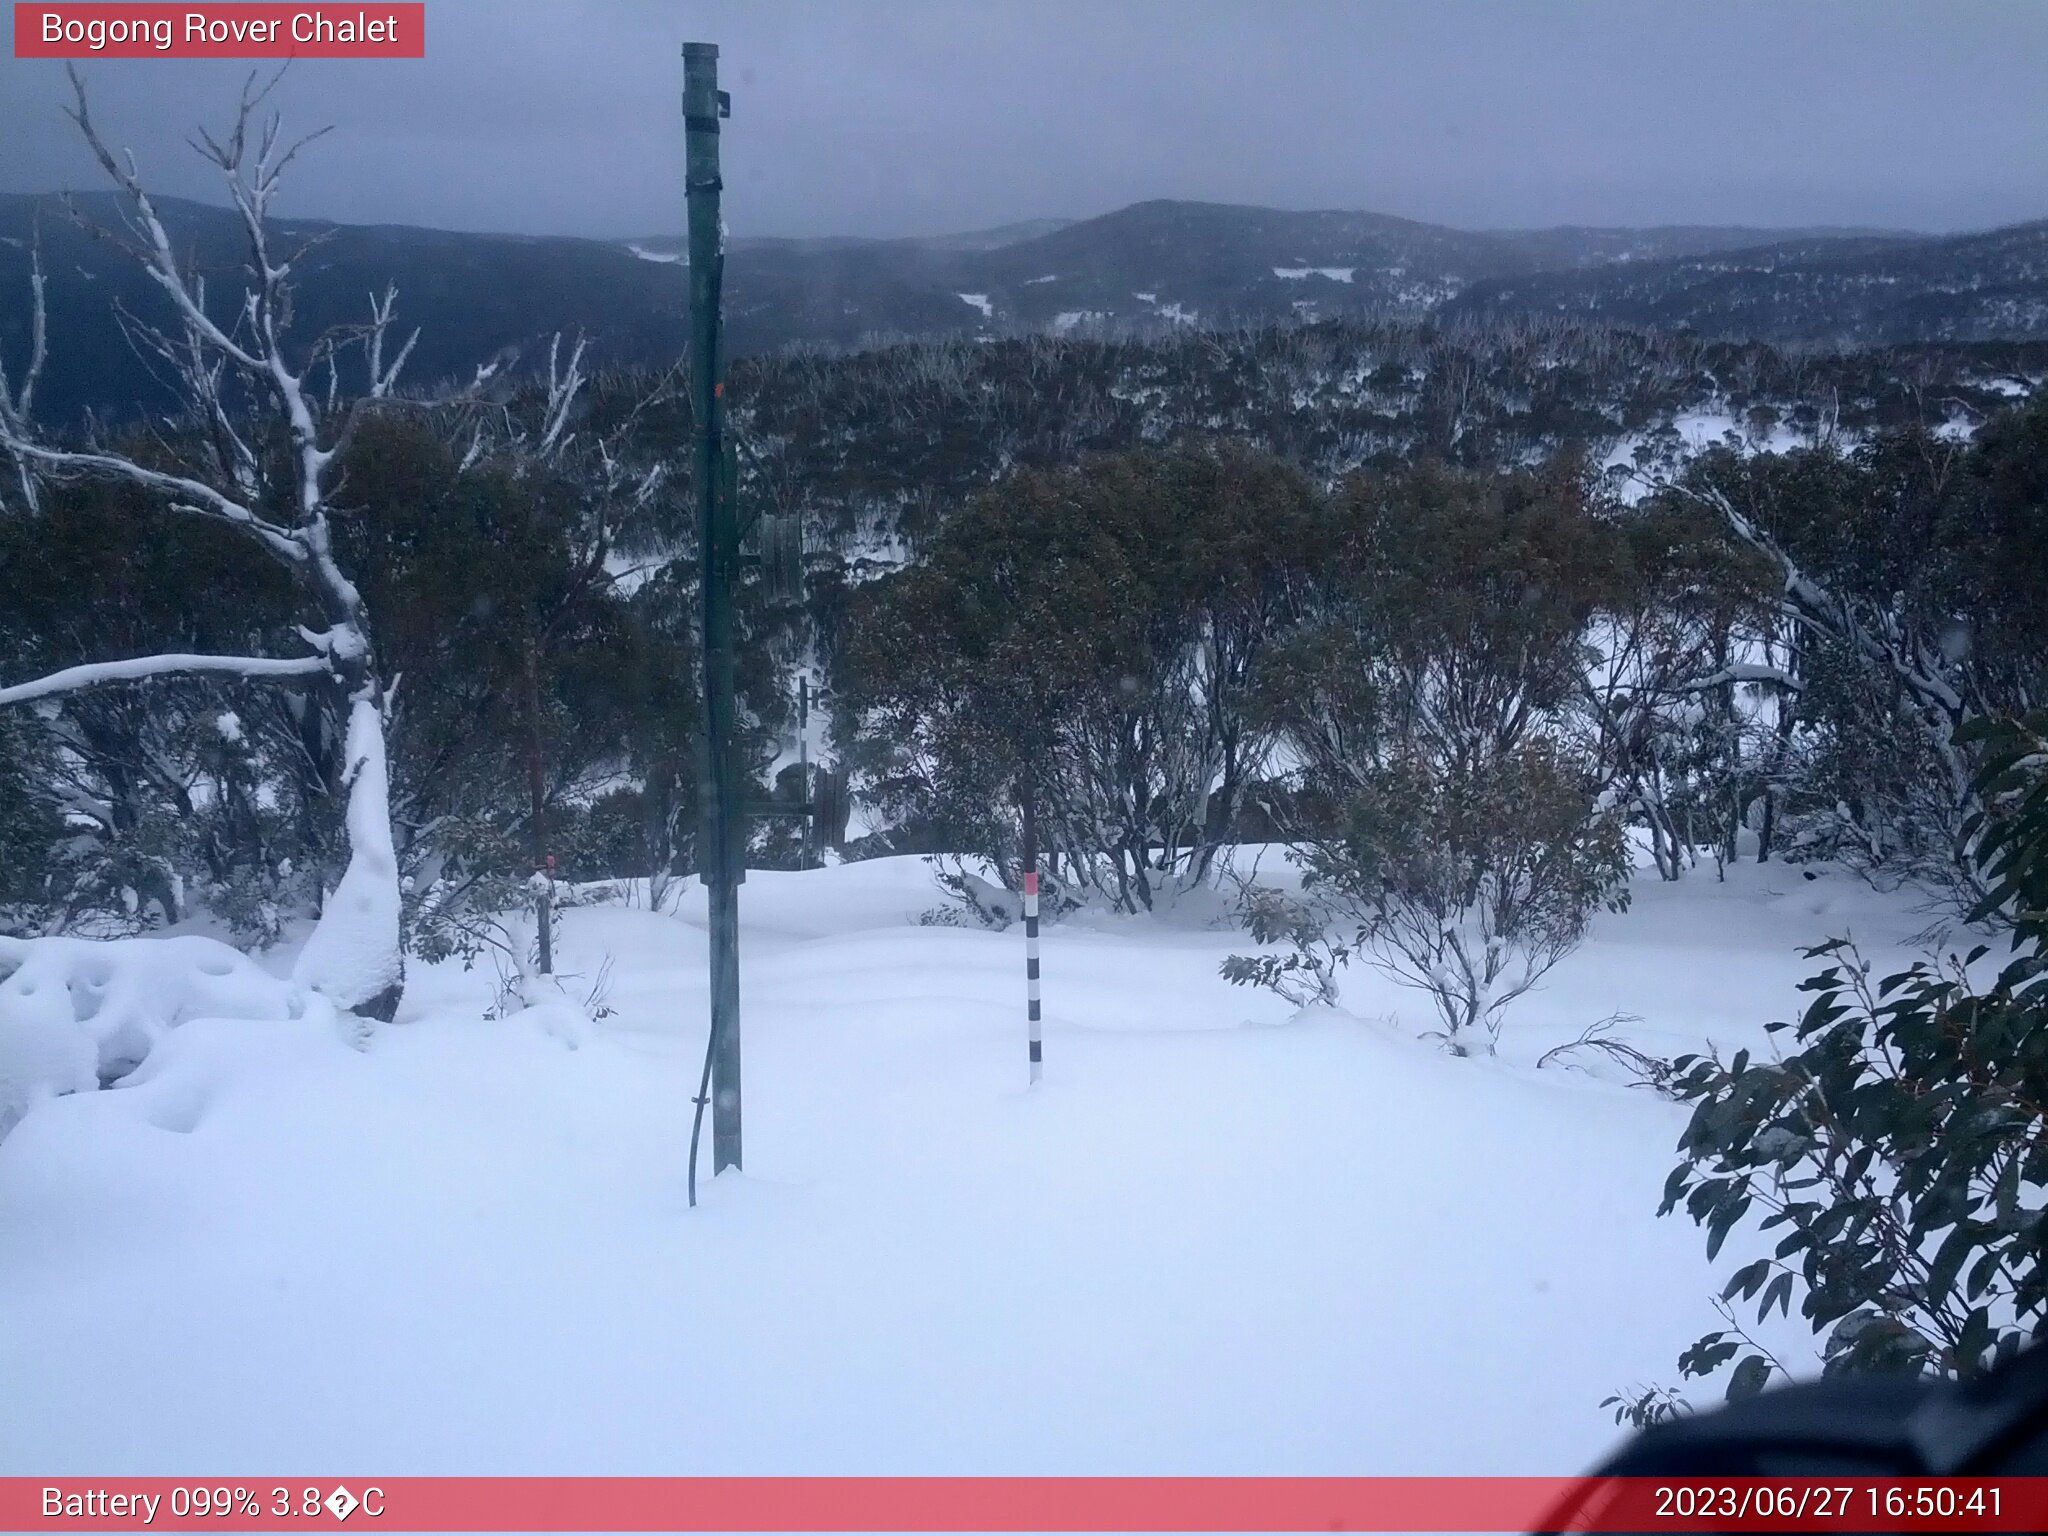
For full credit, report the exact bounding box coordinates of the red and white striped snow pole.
[1024,869,1042,1085]
[1021,782,1042,1086]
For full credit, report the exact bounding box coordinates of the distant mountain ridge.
[1,192,2041,423]
[1442,220,2048,345]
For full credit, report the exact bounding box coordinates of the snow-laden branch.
[537,332,587,457]
[0,651,330,709]
[1683,481,1963,714]
[365,286,419,400]
[61,67,267,378]
[1676,475,1983,859]
[0,440,305,562]
[0,225,49,513]
[1677,662,1803,694]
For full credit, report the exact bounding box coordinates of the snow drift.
[0,932,311,1140]
[0,853,1942,1477]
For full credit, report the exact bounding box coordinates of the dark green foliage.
[1226,460,1633,1050]
[0,470,308,933]
[1255,458,1622,781]
[326,415,710,959]
[836,446,1316,910]
[728,323,2048,541]
[1580,499,1780,882]
[0,406,717,953]
[0,716,66,935]
[1659,712,2048,1401]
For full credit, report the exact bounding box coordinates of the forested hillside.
[1447,219,2048,346]
[7,309,2044,962]
[6,190,2041,424]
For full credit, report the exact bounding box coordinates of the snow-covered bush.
[934,870,1023,929]
[0,932,308,1141]
[1221,886,1341,1008]
[1227,742,1631,1053]
[1663,404,2048,912]
[921,865,1046,929]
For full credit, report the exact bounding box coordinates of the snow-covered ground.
[0,852,1941,1478]
[1272,266,1355,283]
[1600,409,1820,503]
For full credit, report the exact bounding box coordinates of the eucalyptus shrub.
[1647,712,2048,1421]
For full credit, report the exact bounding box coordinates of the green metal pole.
[685,41,742,1177]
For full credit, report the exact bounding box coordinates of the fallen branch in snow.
[1537,1012,1677,1095]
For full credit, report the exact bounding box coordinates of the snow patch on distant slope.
[956,293,994,319]
[1391,280,1461,307]
[1133,294,1196,325]
[1978,374,2037,398]
[1273,266,1356,283]
[626,244,684,265]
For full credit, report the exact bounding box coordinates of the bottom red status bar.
[6,1476,2048,1532]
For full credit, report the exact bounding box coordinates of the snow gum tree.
[1227,460,1632,1052]
[0,71,496,1018]
[1666,398,2048,908]
[1575,501,1781,882]
[836,447,1315,911]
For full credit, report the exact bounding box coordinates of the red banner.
[12,4,424,58]
[5,1477,2048,1532]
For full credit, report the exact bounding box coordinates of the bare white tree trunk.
[0,69,502,1018]
[290,694,403,1017]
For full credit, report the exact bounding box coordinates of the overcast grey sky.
[2,1,2044,239]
